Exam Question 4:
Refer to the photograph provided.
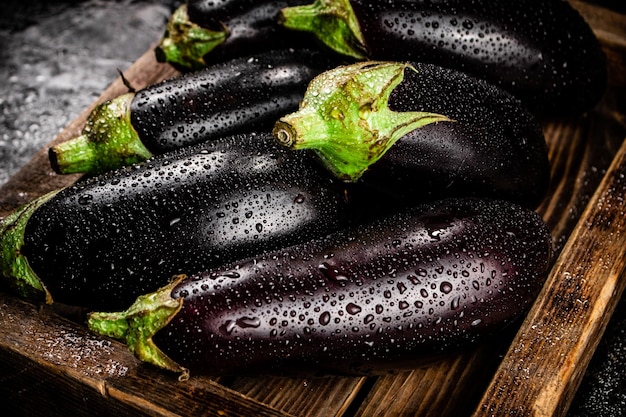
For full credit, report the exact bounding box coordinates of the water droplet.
[407,275,421,285]
[319,262,348,284]
[219,320,237,335]
[346,303,362,315]
[236,316,260,328]
[429,229,442,241]
[440,281,453,294]
[463,19,474,30]
[319,311,331,325]
[78,194,93,205]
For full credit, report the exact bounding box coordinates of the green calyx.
[49,93,153,175]
[273,61,452,181]
[88,275,189,381]
[0,191,58,304]
[279,0,368,60]
[155,4,229,70]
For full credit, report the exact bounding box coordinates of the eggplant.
[156,0,314,70]
[49,49,340,175]
[273,61,550,209]
[279,0,607,114]
[88,197,552,378]
[1,133,353,310]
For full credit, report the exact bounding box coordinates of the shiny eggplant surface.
[280,0,607,114]
[49,49,339,175]
[1,133,351,310]
[88,197,552,377]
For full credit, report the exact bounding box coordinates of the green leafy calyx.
[280,0,368,59]
[273,61,452,181]
[155,4,229,70]
[0,191,59,303]
[50,93,153,175]
[88,275,189,380]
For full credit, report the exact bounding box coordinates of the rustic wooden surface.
[0,2,625,416]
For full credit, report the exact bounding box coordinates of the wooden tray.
[1,2,625,416]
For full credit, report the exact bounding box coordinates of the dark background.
[0,1,625,416]
[0,0,181,186]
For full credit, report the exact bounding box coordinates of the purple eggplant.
[156,0,314,70]
[279,0,607,114]
[49,49,339,175]
[88,197,552,378]
[1,133,353,310]
[274,61,550,209]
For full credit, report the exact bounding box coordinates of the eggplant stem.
[279,0,368,60]
[49,93,153,175]
[155,4,229,70]
[88,275,188,379]
[0,191,58,304]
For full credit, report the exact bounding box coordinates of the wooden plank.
[352,346,503,417]
[227,376,367,417]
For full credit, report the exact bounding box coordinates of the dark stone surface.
[0,0,179,186]
[568,296,626,416]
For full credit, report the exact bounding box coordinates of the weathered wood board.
[0,2,624,416]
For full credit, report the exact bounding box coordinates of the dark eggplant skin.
[89,197,552,377]
[131,48,339,155]
[351,0,607,114]
[199,2,313,65]
[363,62,550,209]
[281,0,607,115]
[12,133,353,311]
[274,61,550,209]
